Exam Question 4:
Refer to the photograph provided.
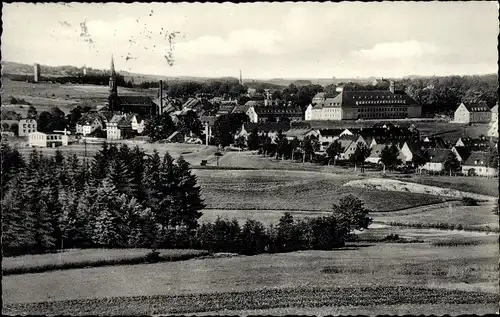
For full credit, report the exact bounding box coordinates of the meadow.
[3,243,498,315]
[2,249,208,275]
[1,78,156,113]
[194,169,451,212]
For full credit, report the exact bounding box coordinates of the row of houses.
[233,121,498,176]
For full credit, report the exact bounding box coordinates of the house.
[318,129,344,150]
[400,142,421,164]
[235,122,290,143]
[365,144,386,164]
[455,137,491,152]
[305,83,421,121]
[283,128,319,142]
[29,131,69,147]
[18,118,37,136]
[76,113,105,136]
[251,106,302,123]
[130,115,145,134]
[216,104,237,117]
[166,131,185,143]
[421,149,451,172]
[231,104,257,122]
[337,134,367,160]
[453,102,491,124]
[487,104,498,137]
[106,114,126,140]
[451,146,471,163]
[461,151,498,177]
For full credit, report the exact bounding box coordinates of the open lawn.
[194,169,450,212]
[3,243,498,315]
[373,201,499,230]
[2,249,208,275]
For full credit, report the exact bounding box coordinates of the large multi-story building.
[453,102,491,124]
[305,82,421,121]
[18,118,37,136]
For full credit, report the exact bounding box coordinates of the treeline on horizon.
[4,70,497,116]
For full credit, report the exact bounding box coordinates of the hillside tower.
[108,55,119,111]
[239,69,243,85]
[33,63,41,83]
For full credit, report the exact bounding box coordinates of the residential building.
[365,144,385,164]
[250,106,302,123]
[305,83,421,121]
[399,142,424,164]
[29,131,68,147]
[283,128,319,142]
[235,122,290,143]
[216,104,237,117]
[453,102,491,124]
[18,119,37,136]
[421,149,451,172]
[461,151,498,177]
[106,114,126,140]
[337,134,367,160]
[76,113,105,136]
[451,146,471,163]
[487,104,498,137]
[130,115,145,134]
[235,105,257,122]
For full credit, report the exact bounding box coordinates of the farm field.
[2,249,208,275]
[194,169,451,212]
[1,78,156,113]
[3,243,498,315]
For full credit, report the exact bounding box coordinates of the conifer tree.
[1,173,36,255]
[129,146,147,202]
[172,156,205,231]
[1,143,26,196]
[107,158,133,196]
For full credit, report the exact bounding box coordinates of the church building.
[107,56,157,116]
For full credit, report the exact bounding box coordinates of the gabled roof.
[453,146,471,162]
[367,144,386,158]
[491,104,498,113]
[461,103,491,113]
[216,104,236,116]
[463,151,492,167]
[403,142,421,154]
[109,114,125,124]
[284,128,315,139]
[245,100,265,107]
[333,90,418,108]
[182,98,200,109]
[254,106,302,116]
[319,129,344,137]
[428,149,452,163]
[232,104,251,114]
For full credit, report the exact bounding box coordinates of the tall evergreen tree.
[172,156,205,231]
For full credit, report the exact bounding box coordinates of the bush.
[145,249,161,263]
[462,197,478,206]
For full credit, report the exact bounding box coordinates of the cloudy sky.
[2,2,498,79]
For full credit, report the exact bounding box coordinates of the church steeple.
[110,55,116,77]
[108,55,118,111]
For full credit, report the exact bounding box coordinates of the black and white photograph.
[1,1,499,315]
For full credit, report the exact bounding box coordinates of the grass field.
[13,142,219,166]
[3,243,497,314]
[394,175,499,198]
[1,78,156,112]
[194,169,450,212]
[2,249,208,275]
[373,201,498,230]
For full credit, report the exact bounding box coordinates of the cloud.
[176,28,283,58]
[351,41,443,60]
